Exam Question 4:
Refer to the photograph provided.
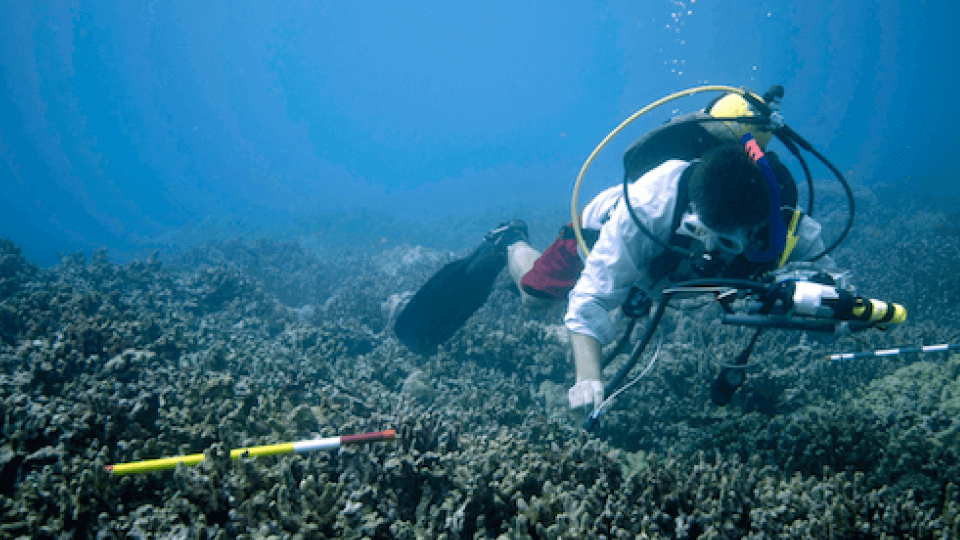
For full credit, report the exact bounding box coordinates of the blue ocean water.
[1,0,958,266]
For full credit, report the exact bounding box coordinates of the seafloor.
[1,184,959,539]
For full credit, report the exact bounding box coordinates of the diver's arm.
[564,161,687,408]
[568,331,604,409]
[571,331,602,381]
[564,220,642,408]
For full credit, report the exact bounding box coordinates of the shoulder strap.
[776,209,804,268]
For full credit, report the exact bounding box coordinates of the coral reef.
[1,183,959,539]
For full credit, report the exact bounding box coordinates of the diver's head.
[708,93,773,149]
[688,144,770,231]
[681,144,769,259]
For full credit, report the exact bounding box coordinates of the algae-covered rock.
[0,238,37,300]
[853,353,960,416]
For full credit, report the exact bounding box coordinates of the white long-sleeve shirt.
[564,160,832,344]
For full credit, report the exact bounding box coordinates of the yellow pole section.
[231,442,297,458]
[106,430,394,475]
[106,443,299,475]
[106,453,208,475]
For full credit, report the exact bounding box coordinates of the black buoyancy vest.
[622,112,724,182]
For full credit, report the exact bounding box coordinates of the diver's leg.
[507,241,538,287]
[508,242,559,310]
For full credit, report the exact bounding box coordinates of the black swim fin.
[393,239,506,355]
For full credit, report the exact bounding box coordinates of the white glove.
[568,380,604,409]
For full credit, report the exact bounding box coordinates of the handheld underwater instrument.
[105,429,397,475]
[584,263,906,431]
[718,263,907,333]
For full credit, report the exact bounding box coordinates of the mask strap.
[742,133,787,262]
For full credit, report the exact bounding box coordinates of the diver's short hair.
[687,144,770,231]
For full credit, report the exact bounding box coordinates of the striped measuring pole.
[829,343,960,362]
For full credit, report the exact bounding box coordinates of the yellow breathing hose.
[570,84,763,256]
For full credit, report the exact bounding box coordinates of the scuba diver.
[394,85,904,420]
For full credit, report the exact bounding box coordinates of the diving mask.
[676,211,751,255]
